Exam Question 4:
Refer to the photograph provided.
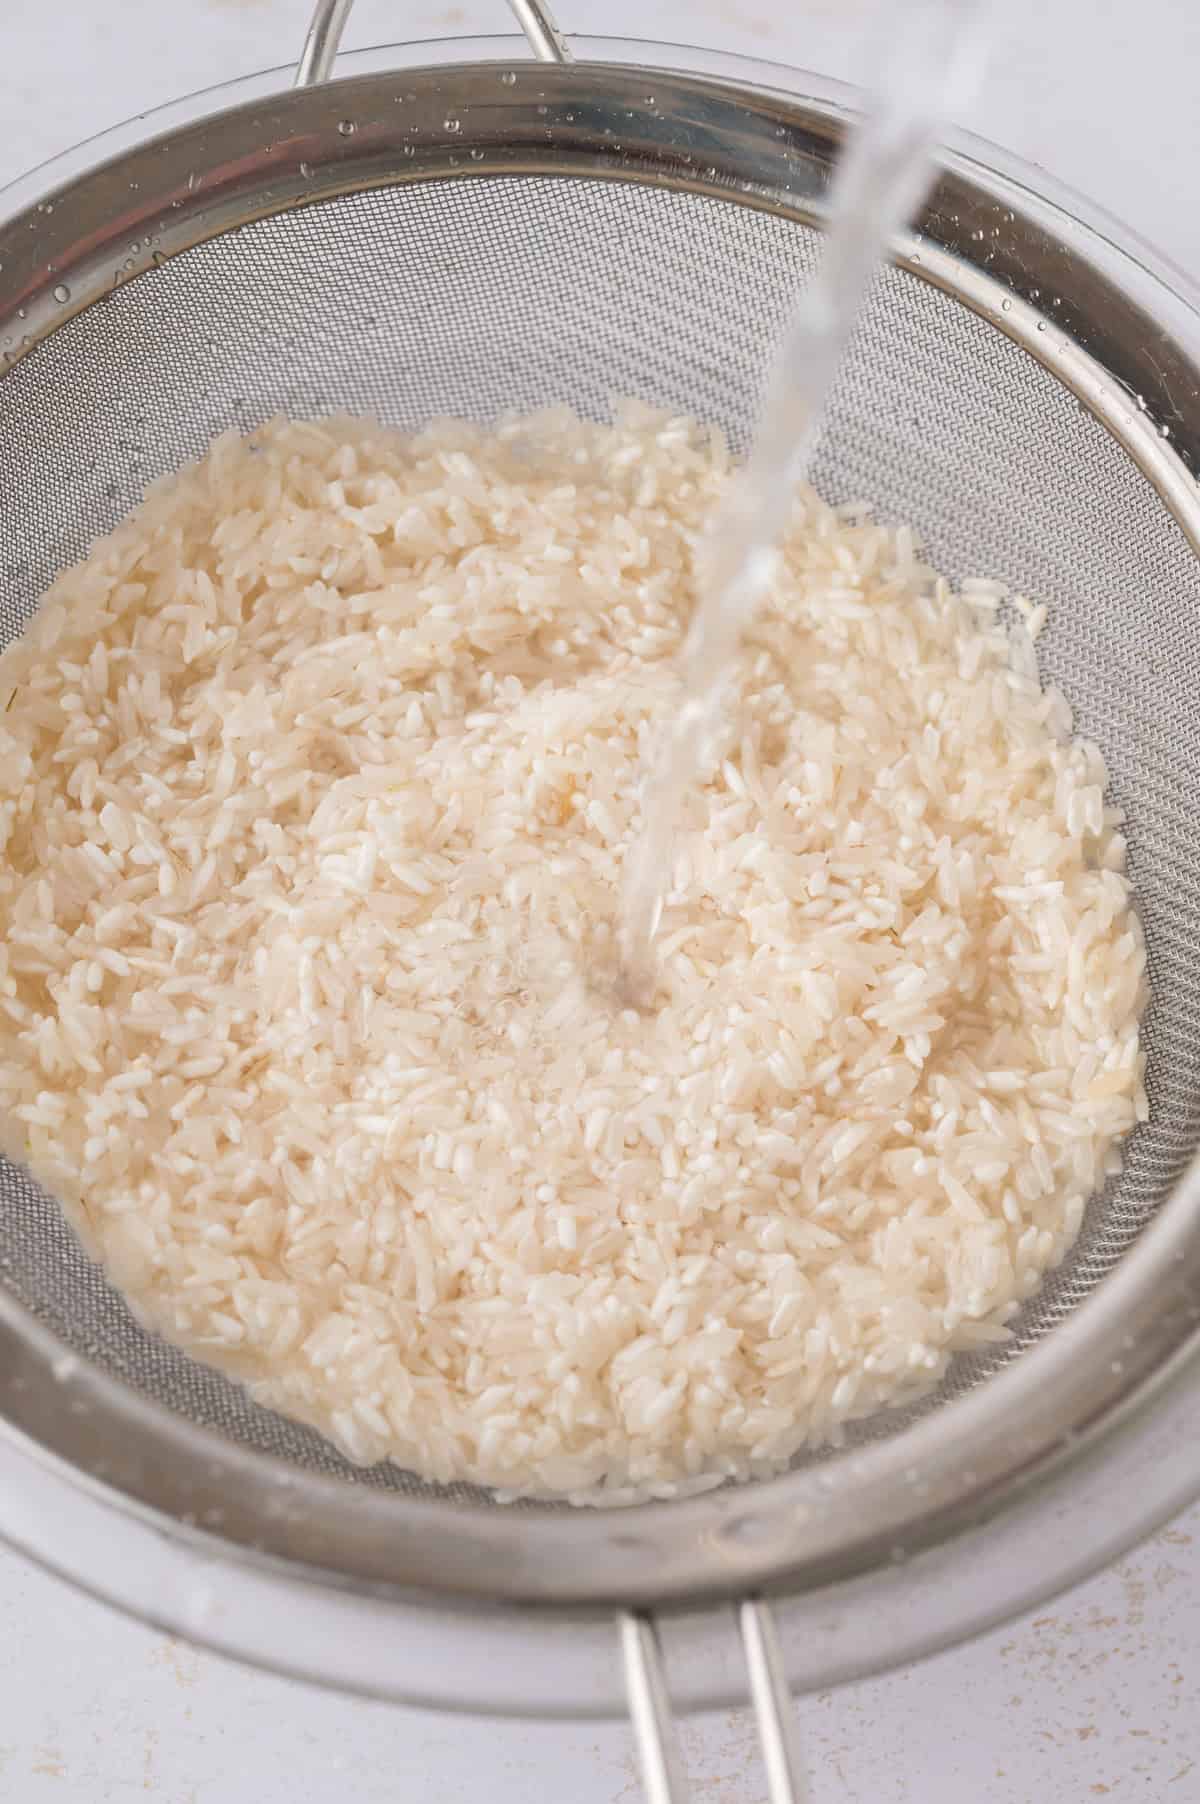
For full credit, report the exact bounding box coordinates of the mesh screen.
[0,175,1197,1502]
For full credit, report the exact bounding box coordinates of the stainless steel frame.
[6,44,1200,1596]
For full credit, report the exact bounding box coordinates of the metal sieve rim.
[2,1294,1197,1717]
[2,43,1200,1676]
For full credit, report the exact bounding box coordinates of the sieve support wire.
[620,1614,689,1804]
[506,0,572,63]
[296,0,570,85]
[740,1599,810,1804]
[620,1604,807,1803]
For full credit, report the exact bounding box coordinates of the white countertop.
[3,2,1200,1798]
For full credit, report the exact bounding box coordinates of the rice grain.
[0,405,1148,1500]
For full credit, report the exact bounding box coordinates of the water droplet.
[444,117,461,134]
[299,161,311,179]
[53,283,70,304]
[722,1513,771,1545]
[37,201,54,215]
[186,172,198,191]
[337,119,356,137]
[401,144,415,159]
[1000,298,1012,313]
[1036,320,1047,332]
[469,148,484,162]
[500,70,517,86]
[16,307,26,320]
[536,104,548,116]
[644,94,656,107]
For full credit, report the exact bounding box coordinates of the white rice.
[0,405,1149,1501]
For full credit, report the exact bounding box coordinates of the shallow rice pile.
[0,406,1148,1501]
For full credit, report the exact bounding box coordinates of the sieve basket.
[1,2,1200,1801]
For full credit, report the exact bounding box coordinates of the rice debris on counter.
[0,406,1148,1501]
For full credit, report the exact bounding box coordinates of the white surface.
[3,1,1200,1798]
[2,1522,1199,1800]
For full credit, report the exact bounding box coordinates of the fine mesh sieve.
[3,3,1200,1796]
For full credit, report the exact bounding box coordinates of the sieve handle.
[507,0,572,63]
[620,1601,809,1803]
[296,0,570,86]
